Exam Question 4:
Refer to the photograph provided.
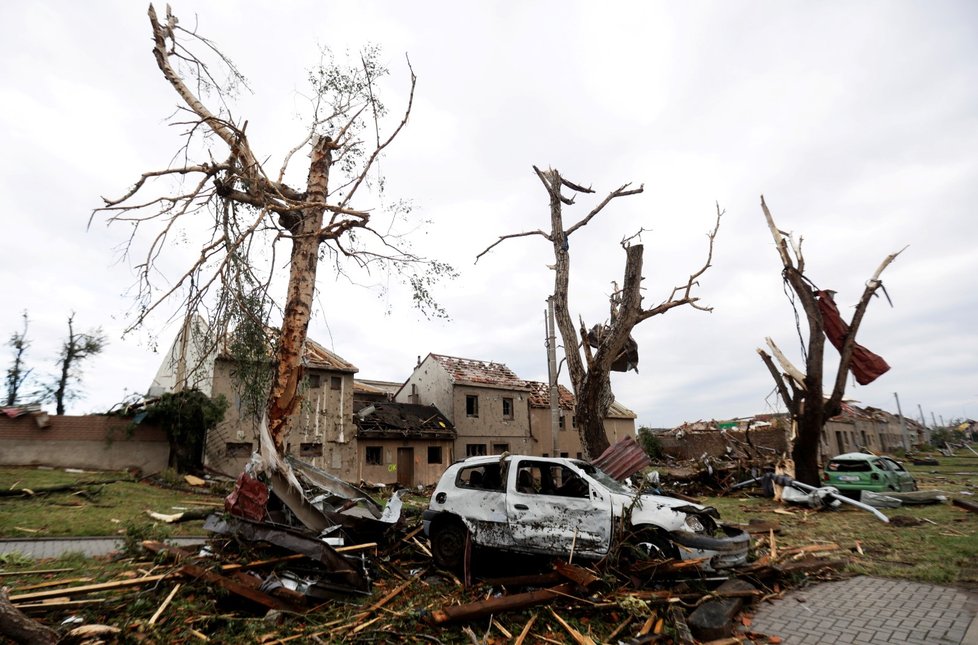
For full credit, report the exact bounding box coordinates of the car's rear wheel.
[430,518,468,570]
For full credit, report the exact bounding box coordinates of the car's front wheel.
[430,518,468,570]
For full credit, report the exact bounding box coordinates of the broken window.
[466,443,487,457]
[502,397,513,419]
[427,446,443,464]
[559,416,565,430]
[225,442,252,457]
[300,442,323,458]
[306,374,321,388]
[365,446,382,465]
[456,463,504,491]
[330,376,342,391]
[492,443,509,455]
[466,395,479,417]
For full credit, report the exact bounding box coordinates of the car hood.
[606,490,709,532]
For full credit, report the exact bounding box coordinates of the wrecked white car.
[422,455,749,570]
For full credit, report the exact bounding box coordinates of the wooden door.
[397,447,414,487]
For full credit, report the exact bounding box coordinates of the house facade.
[525,381,638,459]
[354,401,456,487]
[206,338,359,477]
[395,354,536,461]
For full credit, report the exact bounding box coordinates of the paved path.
[0,536,207,559]
[747,576,978,644]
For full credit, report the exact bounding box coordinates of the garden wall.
[0,414,169,473]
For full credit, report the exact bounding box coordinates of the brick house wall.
[0,415,169,472]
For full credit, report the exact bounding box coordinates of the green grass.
[0,466,225,538]
[711,451,978,587]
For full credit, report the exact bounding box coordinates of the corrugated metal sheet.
[591,435,650,481]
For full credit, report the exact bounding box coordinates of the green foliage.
[143,389,229,443]
[122,520,172,557]
[223,290,274,420]
[637,426,664,461]
[141,389,229,472]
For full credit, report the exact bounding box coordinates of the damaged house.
[147,320,360,479]
[394,353,637,467]
[354,402,456,487]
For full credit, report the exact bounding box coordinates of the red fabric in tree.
[816,290,890,385]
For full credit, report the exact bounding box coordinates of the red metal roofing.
[591,435,651,481]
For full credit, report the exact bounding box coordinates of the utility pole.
[894,392,910,451]
[546,297,559,458]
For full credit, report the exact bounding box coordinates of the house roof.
[526,381,575,410]
[354,379,403,395]
[607,400,638,420]
[303,337,358,373]
[355,402,456,440]
[427,353,532,391]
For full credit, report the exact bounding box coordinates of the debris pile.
[0,458,866,645]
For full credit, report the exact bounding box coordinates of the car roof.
[452,454,584,468]
[829,452,880,461]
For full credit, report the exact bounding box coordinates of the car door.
[881,457,915,491]
[505,459,612,558]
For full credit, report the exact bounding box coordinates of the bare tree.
[50,314,106,415]
[93,6,449,473]
[478,167,721,458]
[757,196,904,485]
[5,311,32,406]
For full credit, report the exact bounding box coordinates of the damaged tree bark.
[0,588,57,645]
[478,168,721,458]
[758,196,904,485]
[96,6,447,477]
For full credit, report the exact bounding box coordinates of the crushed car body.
[422,454,749,570]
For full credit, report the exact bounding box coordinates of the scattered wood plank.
[9,574,172,603]
[10,578,92,592]
[0,568,73,578]
[148,583,181,626]
[178,563,296,612]
[514,613,538,645]
[549,607,596,645]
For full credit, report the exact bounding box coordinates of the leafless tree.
[93,6,450,473]
[5,311,33,406]
[757,196,904,485]
[49,314,106,415]
[478,167,721,458]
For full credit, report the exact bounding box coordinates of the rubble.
[2,453,907,644]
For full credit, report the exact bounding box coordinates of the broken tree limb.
[0,587,57,644]
[0,478,125,497]
[765,337,806,391]
[952,498,978,514]
[429,583,576,624]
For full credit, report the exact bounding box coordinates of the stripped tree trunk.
[758,196,904,485]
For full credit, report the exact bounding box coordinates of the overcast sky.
[1,1,976,428]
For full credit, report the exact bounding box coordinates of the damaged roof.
[355,402,456,440]
[303,337,358,373]
[526,381,575,410]
[428,353,532,391]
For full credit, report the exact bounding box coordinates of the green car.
[822,452,917,499]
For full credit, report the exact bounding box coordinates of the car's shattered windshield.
[576,462,634,495]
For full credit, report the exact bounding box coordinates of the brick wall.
[0,414,169,473]
[659,427,787,460]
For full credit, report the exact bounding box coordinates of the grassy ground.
[0,466,226,538]
[0,453,975,643]
[709,451,978,587]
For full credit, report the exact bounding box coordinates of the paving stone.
[747,576,978,644]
